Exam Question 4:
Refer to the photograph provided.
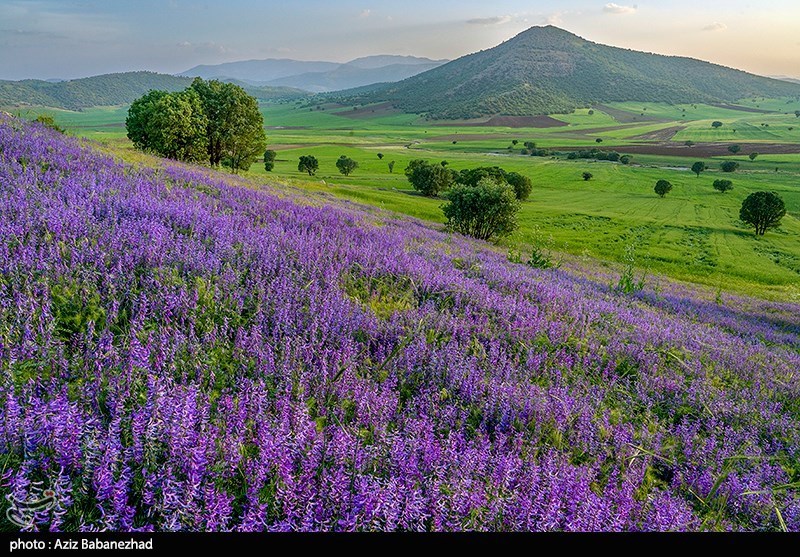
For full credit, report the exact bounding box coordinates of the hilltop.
[344,26,800,119]
[0,71,305,111]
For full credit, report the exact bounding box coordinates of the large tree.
[691,161,706,177]
[126,90,170,152]
[190,78,267,172]
[740,192,786,236]
[125,89,207,162]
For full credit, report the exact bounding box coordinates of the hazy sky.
[1,0,798,80]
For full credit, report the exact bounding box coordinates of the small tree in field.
[691,161,707,177]
[263,149,277,171]
[712,121,723,129]
[298,155,319,176]
[336,155,358,176]
[442,179,520,241]
[377,153,384,160]
[713,179,733,193]
[582,172,593,181]
[654,179,673,198]
[740,191,786,236]
[728,144,741,155]
[721,161,740,173]
[749,152,759,161]
[388,161,395,173]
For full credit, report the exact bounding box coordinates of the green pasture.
[7,97,800,299]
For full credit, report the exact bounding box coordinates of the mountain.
[0,71,306,110]
[343,26,800,119]
[267,59,447,93]
[180,59,340,83]
[345,55,448,70]
[771,75,800,85]
[180,55,448,92]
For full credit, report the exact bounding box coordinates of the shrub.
[442,179,520,240]
[264,149,277,172]
[34,114,65,134]
[712,179,733,193]
[720,161,740,173]
[712,121,723,129]
[582,172,593,181]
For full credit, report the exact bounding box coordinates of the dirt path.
[594,104,670,124]
[551,141,800,157]
[628,125,687,141]
[432,115,568,128]
[708,103,775,114]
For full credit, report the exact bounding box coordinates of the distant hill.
[180,55,448,92]
[342,26,800,119]
[0,71,306,110]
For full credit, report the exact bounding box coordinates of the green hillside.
[346,26,800,119]
[0,71,305,110]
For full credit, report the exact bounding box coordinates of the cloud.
[466,15,512,26]
[359,9,371,19]
[603,3,637,15]
[545,12,564,25]
[702,22,728,32]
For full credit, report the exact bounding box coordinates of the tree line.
[126,78,267,173]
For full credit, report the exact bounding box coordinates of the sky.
[1,0,799,81]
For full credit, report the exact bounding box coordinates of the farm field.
[7,97,800,300]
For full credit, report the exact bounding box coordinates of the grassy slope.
[10,98,800,300]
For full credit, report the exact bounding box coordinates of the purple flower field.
[1,115,799,531]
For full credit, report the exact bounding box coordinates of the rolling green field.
[7,98,800,300]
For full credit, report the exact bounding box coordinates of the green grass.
[11,98,800,300]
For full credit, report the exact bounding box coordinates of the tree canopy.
[126,78,266,171]
[298,155,319,176]
[654,179,673,198]
[336,155,359,176]
[190,78,266,173]
[740,192,786,236]
[126,89,208,162]
[691,161,706,177]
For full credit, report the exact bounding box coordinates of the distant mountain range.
[771,75,800,86]
[0,71,305,111]
[179,55,448,93]
[339,26,800,119]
